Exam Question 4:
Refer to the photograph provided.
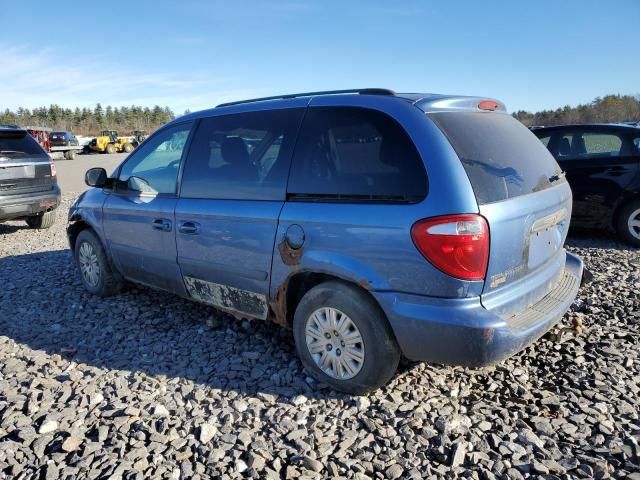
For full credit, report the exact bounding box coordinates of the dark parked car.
[532,124,640,246]
[68,89,583,393]
[0,125,60,228]
[49,131,79,147]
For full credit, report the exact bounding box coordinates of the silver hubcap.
[79,241,100,287]
[305,307,364,380]
[628,208,640,240]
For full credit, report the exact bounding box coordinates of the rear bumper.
[0,186,61,221]
[374,251,583,366]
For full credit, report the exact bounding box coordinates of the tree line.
[2,94,638,136]
[514,94,640,127]
[0,104,177,136]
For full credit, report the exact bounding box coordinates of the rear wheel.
[64,149,77,160]
[123,143,134,153]
[26,211,56,229]
[74,229,122,296]
[292,281,400,394]
[616,199,640,247]
[105,144,116,154]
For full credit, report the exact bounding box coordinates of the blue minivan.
[68,89,583,393]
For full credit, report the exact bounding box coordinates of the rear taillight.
[49,157,57,180]
[411,214,489,281]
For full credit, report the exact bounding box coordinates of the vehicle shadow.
[0,222,29,234]
[0,249,353,401]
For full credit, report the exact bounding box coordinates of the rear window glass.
[430,112,562,204]
[0,131,48,158]
[288,107,427,202]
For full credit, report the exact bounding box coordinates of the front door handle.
[178,221,201,235]
[152,218,172,232]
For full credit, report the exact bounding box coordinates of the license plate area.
[527,209,567,270]
[0,165,36,180]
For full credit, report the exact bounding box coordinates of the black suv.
[49,131,79,147]
[0,126,61,229]
[533,123,640,246]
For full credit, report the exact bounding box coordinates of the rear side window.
[537,135,551,147]
[288,107,427,202]
[181,109,304,200]
[544,131,630,160]
[0,131,48,158]
[430,112,562,204]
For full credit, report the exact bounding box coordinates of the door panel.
[175,106,306,318]
[102,121,194,294]
[175,199,281,319]
[555,131,640,228]
[103,194,184,293]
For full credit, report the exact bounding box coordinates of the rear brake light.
[411,214,489,281]
[478,100,499,111]
[49,157,57,180]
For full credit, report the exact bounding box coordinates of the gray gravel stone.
[0,194,638,478]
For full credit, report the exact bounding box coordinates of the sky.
[1,0,639,115]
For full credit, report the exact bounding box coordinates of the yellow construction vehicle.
[88,131,135,154]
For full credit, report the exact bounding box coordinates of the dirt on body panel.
[184,276,268,320]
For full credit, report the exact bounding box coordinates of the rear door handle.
[178,221,201,235]
[151,218,172,232]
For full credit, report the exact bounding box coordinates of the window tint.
[431,112,562,204]
[537,135,551,147]
[0,131,48,158]
[545,131,627,160]
[180,109,304,200]
[118,122,192,195]
[546,131,576,159]
[582,132,622,157]
[288,107,427,202]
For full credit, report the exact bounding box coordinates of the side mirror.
[85,167,107,187]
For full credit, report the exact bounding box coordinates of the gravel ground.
[0,193,638,480]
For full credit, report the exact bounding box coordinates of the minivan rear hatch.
[0,130,54,196]
[429,111,572,318]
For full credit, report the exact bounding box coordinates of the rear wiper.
[548,171,566,183]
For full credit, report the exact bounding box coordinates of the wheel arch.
[612,192,640,229]
[270,270,391,329]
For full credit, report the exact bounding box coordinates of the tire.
[292,281,400,394]
[74,229,123,296]
[105,144,116,154]
[64,150,77,160]
[25,211,56,229]
[615,199,640,247]
[123,143,134,153]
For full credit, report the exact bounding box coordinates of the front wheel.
[75,229,123,296]
[123,143,134,153]
[105,144,116,154]
[615,200,640,247]
[293,281,400,394]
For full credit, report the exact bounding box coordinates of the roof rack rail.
[216,88,396,108]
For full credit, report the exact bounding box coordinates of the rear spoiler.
[414,95,507,113]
